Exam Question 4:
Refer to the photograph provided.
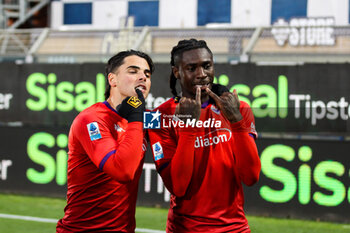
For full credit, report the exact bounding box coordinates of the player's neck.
[107,95,122,110]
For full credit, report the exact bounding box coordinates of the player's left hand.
[116,88,145,122]
[206,88,243,123]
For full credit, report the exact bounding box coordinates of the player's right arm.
[148,124,197,197]
[148,88,201,197]
[72,90,146,183]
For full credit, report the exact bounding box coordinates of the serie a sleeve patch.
[87,122,102,141]
[152,142,164,161]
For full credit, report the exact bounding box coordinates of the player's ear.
[172,66,180,79]
[108,72,117,87]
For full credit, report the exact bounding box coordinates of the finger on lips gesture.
[205,88,243,123]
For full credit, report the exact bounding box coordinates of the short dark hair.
[104,50,154,100]
[170,39,213,97]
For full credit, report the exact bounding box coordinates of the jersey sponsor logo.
[127,96,142,108]
[195,128,232,148]
[152,142,164,161]
[144,110,161,129]
[87,122,102,141]
[210,105,220,114]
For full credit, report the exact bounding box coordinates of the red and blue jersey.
[57,101,146,233]
[148,97,260,233]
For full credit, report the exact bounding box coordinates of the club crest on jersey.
[87,122,102,141]
[210,105,220,114]
[152,142,164,161]
[174,96,180,103]
[127,96,142,108]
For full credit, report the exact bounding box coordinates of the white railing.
[0,0,49,29]
[0,25,350,63]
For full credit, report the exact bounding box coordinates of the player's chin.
[140,89,149,99]
[133,88,148,98]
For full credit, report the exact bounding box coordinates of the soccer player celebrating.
[56,50,154,232]
[148,39,261,232]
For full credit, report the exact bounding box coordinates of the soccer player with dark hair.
[56,50,154,232]
[148,39,261,232]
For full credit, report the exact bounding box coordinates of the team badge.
[152,142,164,161]
[174,96,180,103]
[127,96,142,108]
[87,122,102,141]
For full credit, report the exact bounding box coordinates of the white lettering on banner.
[289,95,349,125]
[145,93,170,109]
[0,160,13,180]
[142,163,170,202]
[271,17,335,47]
[0,93,13,110]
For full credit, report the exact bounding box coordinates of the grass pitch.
[0,193,349,233]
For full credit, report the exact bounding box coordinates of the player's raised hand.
[116,88,146,122]
[175,86,201,121]
[206,88,242,123]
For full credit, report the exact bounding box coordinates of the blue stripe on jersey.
[103,101,118,114]
[103,101,126,120]
[99,149,116,170]
[249,133,256,140]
